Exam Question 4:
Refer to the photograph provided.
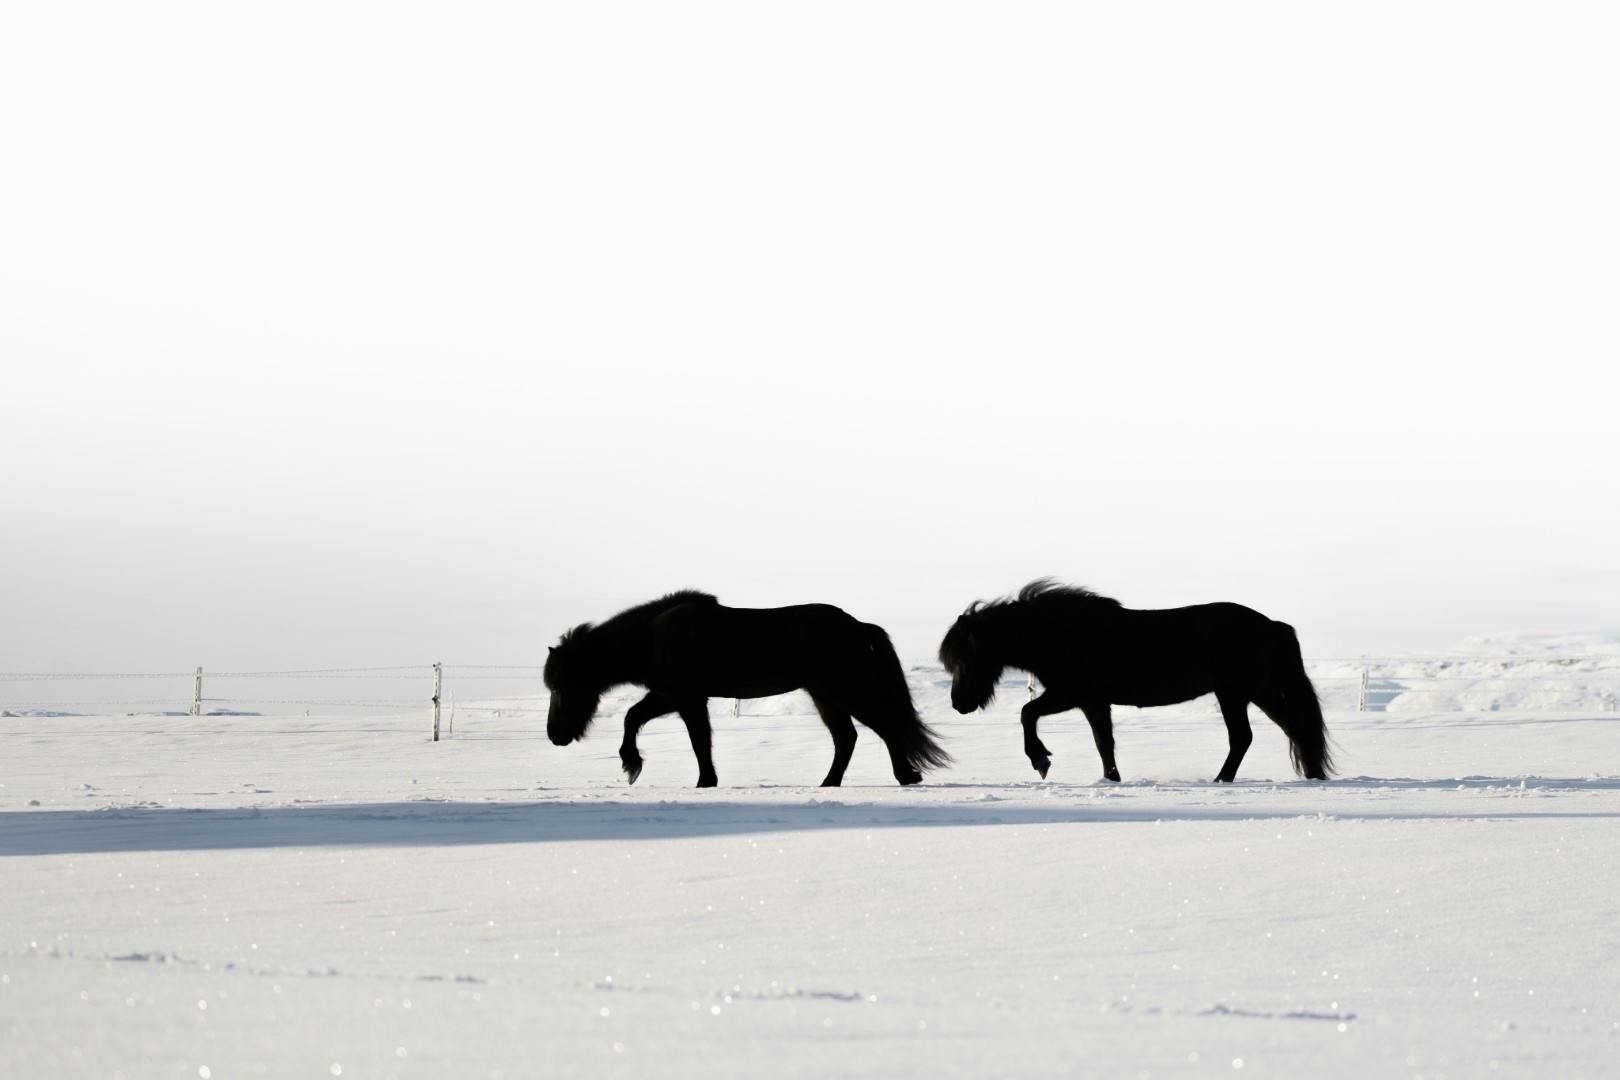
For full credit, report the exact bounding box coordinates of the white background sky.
[3,1,1617,676]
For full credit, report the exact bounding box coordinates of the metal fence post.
[190,667,203,716]
[1358,667,1369,712]
[432,662,443,741]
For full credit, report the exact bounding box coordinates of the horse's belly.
[1114,689,1210,708]
[707,680,802,701]
[1105,676,1212,708]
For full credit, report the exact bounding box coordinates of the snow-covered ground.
[4,664,1620,1078]
[1304,633,1620,713]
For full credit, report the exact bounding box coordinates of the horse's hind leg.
[884,737,923,786]
[1080,702,1120,783]
[811,695,857,787]
[1214,691,1253,783]
[848,705,922,786]
[887,736,923,786]
[678,699,719,788]
[620,692,676,784]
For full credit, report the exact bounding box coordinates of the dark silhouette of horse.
[544,591,950,787]
[938,580,1333,783]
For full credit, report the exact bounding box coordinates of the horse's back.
[686,602,859,640]
[1117,602,1287,659]
[1083,602,1287,705]
[1131,600,1271,635]
[650,601,866,698]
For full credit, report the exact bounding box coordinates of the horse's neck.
[987,609,1038,671]
[584,624,651,689]
[998,603,1097,670]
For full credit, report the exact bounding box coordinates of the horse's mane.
[560,589,719,645]
[963,578,1121,617]
[1013,578,1121,609]
[940,579,1119,673]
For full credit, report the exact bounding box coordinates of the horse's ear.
[547,645,554,654]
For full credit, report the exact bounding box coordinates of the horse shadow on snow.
[4,777,1618,857]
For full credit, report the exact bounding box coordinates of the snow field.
[3,678,1619,1078]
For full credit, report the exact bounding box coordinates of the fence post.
[1357,667,1369,713]
[732,699,741,719]
[432,662,443,741]
[190,667,203,716]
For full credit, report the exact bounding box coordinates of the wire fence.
[3,657,1618,733]
[0,664,545,722]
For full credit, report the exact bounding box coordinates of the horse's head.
[939,605,1004,713]
[543,626,601,745]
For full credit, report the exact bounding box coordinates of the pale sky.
[3,1,1617,681]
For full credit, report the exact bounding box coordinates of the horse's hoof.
[624,763,642,785]
[897,770,923,786]
[1103,770,1120,783]
[1032,757,1051,779]
[696,775,718,788]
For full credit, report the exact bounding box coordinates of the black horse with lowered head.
[939,580,1333,783]
[545,590,950,787]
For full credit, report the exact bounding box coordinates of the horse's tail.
[861,623,952,774]
[1262,621,1334,780]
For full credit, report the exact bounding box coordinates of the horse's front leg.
[678,699,719,788]
[1021,690,1069,779]
[620,692,676,784]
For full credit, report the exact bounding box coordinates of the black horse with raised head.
[939,580,1333,783]
[545,590,950,787]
